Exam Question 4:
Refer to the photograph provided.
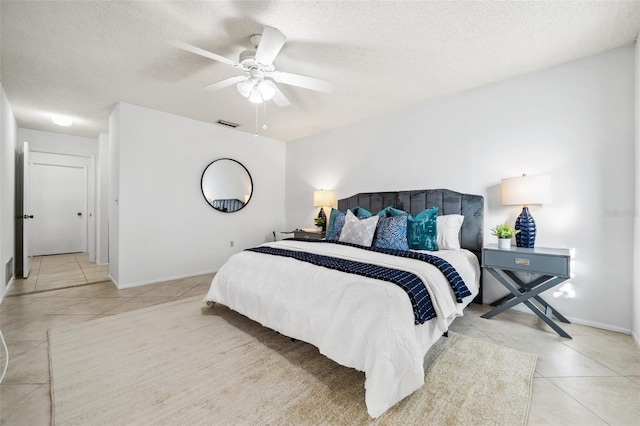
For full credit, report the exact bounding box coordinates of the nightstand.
[294,230,325,240]
[481,244,573,338]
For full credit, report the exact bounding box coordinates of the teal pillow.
[407,207,439,251]
[326,208,345,240]
[351,206,373,219]
[378,206,407,218]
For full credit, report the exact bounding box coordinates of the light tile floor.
[8,253,109,295]
[1,277,639,425]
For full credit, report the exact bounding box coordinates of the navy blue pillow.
[373,213,409,250]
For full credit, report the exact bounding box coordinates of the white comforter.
[204,240,480,418]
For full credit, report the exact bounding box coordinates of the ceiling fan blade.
[203,75,247,92]
[269,71,333,93]
[254,26,286,66]
[265,81,290,107]
[167,40,239,67]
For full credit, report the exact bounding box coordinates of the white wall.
[286,46,635,333]
[19,128,98,155]
[110,102,286,287]
[97,133,109,264]
[108,106,121,284]
[633,37,640,345]
[0,82,17,301]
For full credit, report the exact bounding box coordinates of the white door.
[22,141,31,277]
[30,163,87,255]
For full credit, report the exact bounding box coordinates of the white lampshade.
[501,174,551,206]
[236,79,254,98]
[258,80,276,101]
[313,189,336,207]
[248,87,263,103]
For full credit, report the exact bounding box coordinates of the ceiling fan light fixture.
[258,80,276,101]
[236,79,254,98]
[248,87,263,103]
[51,114,73,126]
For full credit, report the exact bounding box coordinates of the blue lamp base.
[515,206,536,248]
[317,208,327,232]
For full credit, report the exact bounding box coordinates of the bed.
[211,198,244,212]
[205,189,484,418]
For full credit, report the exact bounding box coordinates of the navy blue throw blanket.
[285,238,472,303]
[247,246,435,324]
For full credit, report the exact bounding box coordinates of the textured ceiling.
[1,1,640,142]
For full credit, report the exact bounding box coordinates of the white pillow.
[273,231,295,241]
[339,210,379,247]
[437,214,464,250]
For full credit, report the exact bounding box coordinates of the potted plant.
[314,216,325,232]
[491,223,520,249]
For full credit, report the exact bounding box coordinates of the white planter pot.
[498,238,511,249]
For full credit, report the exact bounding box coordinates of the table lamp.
[501,174,551,248]
[313,189,335,232]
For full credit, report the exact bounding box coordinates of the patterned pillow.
[339,210,379,246]
[407,207,439,251]
[437,214,464,250]
[326,209,346,241]
[373,213,409,250]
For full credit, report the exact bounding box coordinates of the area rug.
[49,296,536,425]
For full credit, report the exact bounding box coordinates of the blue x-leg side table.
[481,244,573,339]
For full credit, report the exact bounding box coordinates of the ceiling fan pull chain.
[262,101,267,131]
[254,102,259,138]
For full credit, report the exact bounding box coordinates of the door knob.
[77,212,82,217]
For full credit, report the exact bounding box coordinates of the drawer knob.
[515,258,530,266]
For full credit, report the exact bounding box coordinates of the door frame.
[24,148,97,262]
[22,141,30,277]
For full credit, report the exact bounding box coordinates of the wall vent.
[215,119,240,128]
[5,257,14,285]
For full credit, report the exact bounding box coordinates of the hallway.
[8,253,109,295]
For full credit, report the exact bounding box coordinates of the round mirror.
[201,158,253,213]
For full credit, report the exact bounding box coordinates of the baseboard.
[0,276,15,305]
[632,331,640,349]
[114,269,218,290]
[508,305,632,335]
[108,274,119,288]
[564,315,632,335]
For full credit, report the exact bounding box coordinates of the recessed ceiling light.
[51,114,73,126]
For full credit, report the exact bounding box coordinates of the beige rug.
[49,297,536,425]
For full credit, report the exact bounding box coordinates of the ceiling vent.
[215,119,239,128]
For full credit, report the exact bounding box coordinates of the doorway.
[7,252,109,294]
[19,149,96,279]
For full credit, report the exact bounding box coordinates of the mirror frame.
[200,158,253,213]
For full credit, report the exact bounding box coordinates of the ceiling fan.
[168,26,332,107]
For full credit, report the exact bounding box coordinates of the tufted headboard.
[337,188,484,258]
